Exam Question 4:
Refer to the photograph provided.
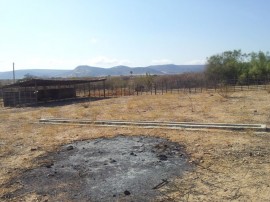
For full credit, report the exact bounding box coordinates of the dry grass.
[0,90,270,201]
[58,90,269,124]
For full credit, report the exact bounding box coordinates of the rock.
[67,145,74,151]
[30,147,38,151]
[158,154,168,161]
[124,190,131,196]
[45,163,54,168]
[130,152,137,156]
[110,159,117,163]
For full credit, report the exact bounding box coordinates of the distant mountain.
[0,69,71,80]
[0,64,205,79]
[64,66,109,77]
[64,65,163,77]
[63,64,205,77]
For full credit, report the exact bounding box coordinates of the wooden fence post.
[103,80,106,98]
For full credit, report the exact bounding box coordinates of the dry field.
[0,90,270,201]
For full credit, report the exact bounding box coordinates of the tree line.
[205,50,270,84]
[105,49,270,90]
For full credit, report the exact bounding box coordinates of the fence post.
[103,80,106,98]
[35,80,38,105]
[88,83,91,97]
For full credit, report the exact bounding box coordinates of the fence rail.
[75,82,270,98]
[75,76,270,98]
[1,77,269,107]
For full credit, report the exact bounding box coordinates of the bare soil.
[0,90,270,201]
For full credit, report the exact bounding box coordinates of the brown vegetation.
[0,90,270,201]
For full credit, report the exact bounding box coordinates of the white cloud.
[151,59,172,65]
[86,56,131,67]
[183,59,206,65]
[1,58,82,71]
[0,56,132,71]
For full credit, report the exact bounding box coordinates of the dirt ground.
[0,90,270,201]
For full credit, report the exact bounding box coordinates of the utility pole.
[13,62,15,83]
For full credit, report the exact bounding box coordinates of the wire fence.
[1,77,269,107]
[75,77,270,98]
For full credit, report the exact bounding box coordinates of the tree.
[249,51,270,79]
[205,50,245,84]
[134,73,154,91]
[204,50,270,84]
[23,73,37,80]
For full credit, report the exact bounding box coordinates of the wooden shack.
[1,78,106,107]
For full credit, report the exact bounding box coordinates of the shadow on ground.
[28,97,110,108]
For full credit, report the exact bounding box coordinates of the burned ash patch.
[6,135,193,201]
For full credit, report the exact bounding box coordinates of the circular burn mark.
[9,135,193,201]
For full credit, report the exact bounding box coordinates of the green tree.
[206,50,244,83]
[249,51,270,79]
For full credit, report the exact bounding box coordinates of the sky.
[0,0,270,71]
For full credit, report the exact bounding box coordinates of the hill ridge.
[0,64,205,79]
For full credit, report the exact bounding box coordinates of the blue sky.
[0,0,270,71]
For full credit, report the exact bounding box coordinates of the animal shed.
[1,78,106,107]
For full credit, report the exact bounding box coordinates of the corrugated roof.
[1,78,106,88]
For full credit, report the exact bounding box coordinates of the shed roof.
[1,78,106,88]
